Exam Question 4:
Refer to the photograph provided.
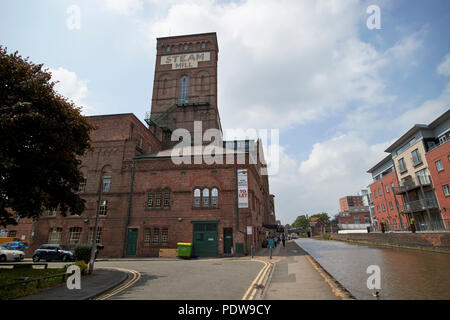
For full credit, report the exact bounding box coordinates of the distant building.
[338,194,371,230]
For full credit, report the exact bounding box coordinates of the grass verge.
[0,267,67,300]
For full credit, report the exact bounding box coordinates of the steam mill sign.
[160,52,211,70]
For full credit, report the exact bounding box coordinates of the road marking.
[248,262,272,300]
[93,267,141,300]
[241,260,273,300]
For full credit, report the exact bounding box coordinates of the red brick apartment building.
[425,132,450,226]
[6,32,276,257]
[367,155,407,230]
[338,195,371,228]
[368,108,450,231]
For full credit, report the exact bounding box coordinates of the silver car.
[0,246,24,262]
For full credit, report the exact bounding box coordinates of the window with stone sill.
[48,227,62,244]
[97,200,108,216]
[144,228,151,243]
[202,188,210,207]
[443,185,450,197]
[68,227,82,245]
[155,191,162,208]
[146,189,170,209]
[152,227,160,245]
[88,227,102,244]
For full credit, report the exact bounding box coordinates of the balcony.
[399,197,439,214]
[393,175,433,194]
[176,96,210,107]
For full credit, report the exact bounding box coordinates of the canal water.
[294,238,450,300]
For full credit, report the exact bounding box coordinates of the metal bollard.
[251,245,254,259]
[269,246,272,259]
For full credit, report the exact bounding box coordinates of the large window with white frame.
[48,227,62,244]
[68,227,82,245]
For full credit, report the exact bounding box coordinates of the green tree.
[291,215,309,228]
[310,213,330,223]
[0,47,94,226]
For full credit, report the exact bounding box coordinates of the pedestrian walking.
[268,236,275,248]
[281,233,286,247]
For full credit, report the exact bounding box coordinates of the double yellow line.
[93,268,141,300]
[241,260,273,300]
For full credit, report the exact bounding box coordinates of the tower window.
[178,76,189,104]
[166,45,171,52]
[184,44,188,50]
[201,42,206,49]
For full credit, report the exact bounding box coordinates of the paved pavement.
[261,240,344,300]
[17,268,128,300]
[95,259,264,300]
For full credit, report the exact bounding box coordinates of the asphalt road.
[92,259,264,300]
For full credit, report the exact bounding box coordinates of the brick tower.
[146,32,222,148]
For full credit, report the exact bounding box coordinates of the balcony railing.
[393,175,433,194]
[176,96,210,106]
[399,197,439,214]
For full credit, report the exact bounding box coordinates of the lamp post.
[89,172,103,274]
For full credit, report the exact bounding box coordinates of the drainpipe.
[123,158,136,257]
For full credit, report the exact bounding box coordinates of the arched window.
[194,188,201,208]
[211,188,218,208]
[179,76,189,104]
[202,188,210,208]
[166,45,171,52]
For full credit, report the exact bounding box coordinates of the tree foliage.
[310,213,330,223]
[291,213,331,228]
[0,47,94,226]
[291,215,309,228]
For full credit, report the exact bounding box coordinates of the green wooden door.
[192,222,218,257]
[126,228,138,256]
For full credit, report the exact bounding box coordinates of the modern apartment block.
[337,194,371,230]
[367,155,406,230]
[368,108,449,231]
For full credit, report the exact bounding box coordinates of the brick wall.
[331,232,450,252]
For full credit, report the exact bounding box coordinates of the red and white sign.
[238,169,248,208]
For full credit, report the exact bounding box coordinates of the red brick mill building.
[7,33,277,258]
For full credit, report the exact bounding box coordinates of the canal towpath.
[257,241,353,300]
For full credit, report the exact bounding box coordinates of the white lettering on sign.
[238,169,248,208]
[160,52,210,69]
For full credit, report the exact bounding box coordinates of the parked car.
[32,244,75,262]
[290,233,299,239]
[0,246,24,262]
[1,241,28,252]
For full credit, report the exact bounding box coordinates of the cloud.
[437,53,450,76]
[104,0,144,15]
[48,67,93,114]
[393,82,450,130]
[270,133,389,223]
[143,0,427,132]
